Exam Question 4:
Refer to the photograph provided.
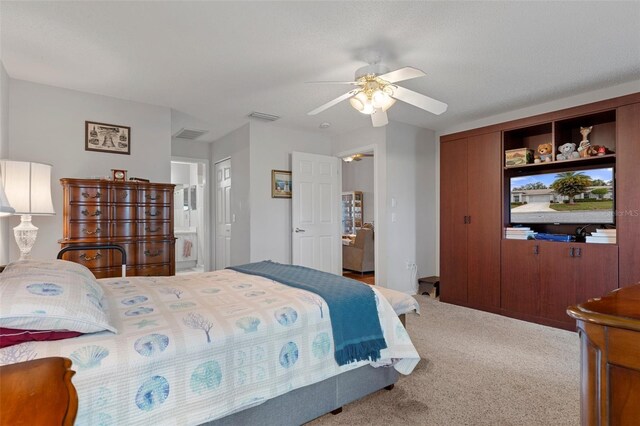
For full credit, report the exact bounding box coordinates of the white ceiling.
[2,1,639,141]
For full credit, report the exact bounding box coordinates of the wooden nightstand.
[0,357,78,426]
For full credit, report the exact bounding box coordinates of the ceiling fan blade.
[390,85,448,115]
[371,108,388,127]
[306,81,359,85]
[377,66,426,83]
[307,90,359,116]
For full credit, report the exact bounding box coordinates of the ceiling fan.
[307,63,448,127]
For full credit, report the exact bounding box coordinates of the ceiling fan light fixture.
[371,89,386,108]
[349,92,374,115]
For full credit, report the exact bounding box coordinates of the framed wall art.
[271,170,292,198]
[85,121,131,155]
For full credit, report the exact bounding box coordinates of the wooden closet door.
[539,242,577,324]
[501,240,540,316]
[466,132,502,309]
[440,138,469,304]
[617,103,640,287]
[574,243,619,304]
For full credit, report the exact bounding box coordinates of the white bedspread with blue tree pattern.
[0,269,419,425]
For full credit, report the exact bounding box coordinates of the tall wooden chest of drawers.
[59,179,176,278]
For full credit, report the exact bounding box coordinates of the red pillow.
[0,328,83,348]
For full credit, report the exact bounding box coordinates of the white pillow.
[0,259,117,334]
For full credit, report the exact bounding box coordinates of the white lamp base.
[14,214,38,260]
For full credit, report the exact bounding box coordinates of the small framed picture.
[86,121,131,155]
[112,169,127,181]
[271,170,292,198]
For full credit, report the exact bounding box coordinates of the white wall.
[211,124,251,267]
[0,62,10,264]
[171,138,211,160]
[415,128,437,280]
[342,156,374,224]
[249,122,332,264]
[8,79,172,261]
[434,79,640,274]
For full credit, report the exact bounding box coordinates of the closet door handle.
[569,247,575,257]
[463,216,468,224]
[575,247,582,257]
[533,245,539,255]
[467,215,471,224]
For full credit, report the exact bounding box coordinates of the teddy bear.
[534,143,553,163]
[556,142,580,161]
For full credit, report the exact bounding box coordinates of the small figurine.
[578,126,593,158]
[597,146,606,156]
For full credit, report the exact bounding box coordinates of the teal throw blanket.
[228,261,387,366]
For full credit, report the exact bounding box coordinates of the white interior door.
[292,152,341,274]
[215,159,231,269]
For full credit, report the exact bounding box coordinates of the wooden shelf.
[504,153,616,171]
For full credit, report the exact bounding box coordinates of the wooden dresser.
[567,284,640,425]
[59,178,175,277]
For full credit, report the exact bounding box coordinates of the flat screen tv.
[510,167,614,224]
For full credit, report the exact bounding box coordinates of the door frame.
[213,156,231,270]
[336,144,380,284]
[171,156,211,272]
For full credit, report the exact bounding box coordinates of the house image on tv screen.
[510,168,614,224]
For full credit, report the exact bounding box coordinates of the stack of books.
[586,229,617,244]
[505,227,537,240]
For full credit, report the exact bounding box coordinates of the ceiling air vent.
[174,128,209,140]
[248,111,280,122]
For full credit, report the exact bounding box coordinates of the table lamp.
[0,160,55,259]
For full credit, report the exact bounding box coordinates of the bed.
[0,253,420,425]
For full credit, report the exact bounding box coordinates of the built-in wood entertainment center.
[440,93,640,330]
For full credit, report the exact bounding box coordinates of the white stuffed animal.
[557,142,580,161]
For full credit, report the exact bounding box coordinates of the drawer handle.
[144,249,162,257]
[81,191,101,199]
[145,210,161,217]
[82,227,101,235]
[79,252,102,262]
[146,194,159,201]
[119,192,128,199]
[145,226,161,233]
[81,209,101,217]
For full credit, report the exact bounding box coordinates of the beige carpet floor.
[309,296,580,426]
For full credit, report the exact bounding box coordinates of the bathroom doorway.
[171,157,210,274]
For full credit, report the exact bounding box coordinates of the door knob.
[295,228,306,233]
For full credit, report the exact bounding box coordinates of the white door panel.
[292,152,341,274]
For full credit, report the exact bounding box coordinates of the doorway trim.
[213,156,231,270]
[336,144,380,284]
[171,156,211,272]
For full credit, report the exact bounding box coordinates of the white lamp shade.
[0,160,55,215]
[0,179,15,216]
